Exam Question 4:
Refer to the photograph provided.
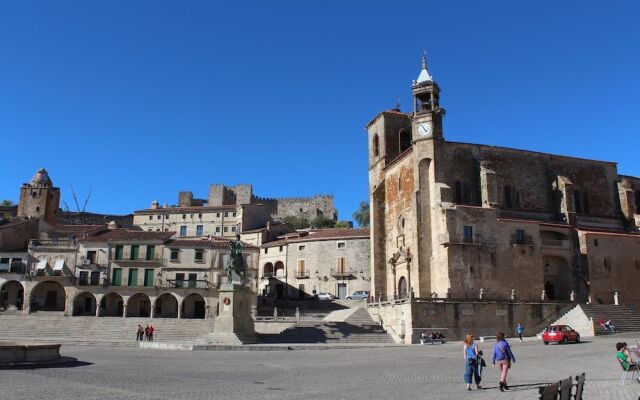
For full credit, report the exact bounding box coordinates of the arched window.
[373,134,379,157]
[398,277,408,299]
[454,181,463,204]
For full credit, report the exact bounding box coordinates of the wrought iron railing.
[330,268,356,278]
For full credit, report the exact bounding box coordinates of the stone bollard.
[479,288,484,300]
[614,291,619,306]
[570,291,576,302]
[510,289,516,301]
[295,307,300,323]
[273,307,278,320]
[541,290,547,301]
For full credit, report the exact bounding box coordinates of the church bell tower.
[412,52,445,141]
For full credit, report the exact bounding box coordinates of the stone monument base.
[210,283,257,345]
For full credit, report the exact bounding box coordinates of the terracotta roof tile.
[264,228,369,247]
[134,205,237,214]
[167,238,257,249]
[48,224,108,237]
[79,229,176,243]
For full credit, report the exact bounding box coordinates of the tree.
[353,201,370,227]
[282,215,311,230]
[0,199,14,206]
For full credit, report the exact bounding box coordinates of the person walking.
[144,325,150,341]
[492,332,516,391]
[148,325,154,342]
[136,324,144,341]
[516,323,524,342]
[463,333,482,391]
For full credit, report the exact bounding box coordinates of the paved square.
[1,334,639,400]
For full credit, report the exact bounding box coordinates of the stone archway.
[274,261,285,277]
[543,256,572,301]
[100,292,124,317]
[182,293,206,319]
[127,293,151,317]
[72,292,97,316]
[398,276,408,299]
[155,293,178,318]
[30,281,66,312]
[263,262,274,278]
[1,281,24,311]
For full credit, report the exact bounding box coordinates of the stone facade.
[257,228,370,299]
[368,55,640,310]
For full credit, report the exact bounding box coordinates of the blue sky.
[1,1,638,221]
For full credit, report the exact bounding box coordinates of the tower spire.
[416,51,432,84]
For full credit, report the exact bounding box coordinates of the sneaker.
[476,385,482,390]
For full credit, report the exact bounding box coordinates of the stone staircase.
[545,303,640,337]
[0,314,214,347]
[579,304,640,335]
[257,308,393,344]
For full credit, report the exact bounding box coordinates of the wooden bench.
[538,373,585,400]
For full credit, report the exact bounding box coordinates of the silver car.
[345,290,369,300]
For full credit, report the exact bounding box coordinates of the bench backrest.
[538,382,559,400]
[558,377,573,400]
[574,373,585,400]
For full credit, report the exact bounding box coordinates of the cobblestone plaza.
[1,334,639,400]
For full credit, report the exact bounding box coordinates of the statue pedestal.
[210,283,256,344]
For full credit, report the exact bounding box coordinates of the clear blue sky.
[1,1,638,221]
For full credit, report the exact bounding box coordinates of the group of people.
[136,324,155,341]
[420,330,446,344]
[463,332,516,392]
[598,318,617,332]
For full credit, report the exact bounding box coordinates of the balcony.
[439,233,494,247]
[330,268,356,279]
[164,279,210,289]
[0,260,27,274]
[510,234,535,247]
[541,239,571,250]
[294,270,310,279]
[29,239,77,250]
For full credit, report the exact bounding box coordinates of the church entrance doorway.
[543,256,572,301]
[398,277,408,299]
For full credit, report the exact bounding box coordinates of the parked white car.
[345,290,369,300]
[317,292,335,300]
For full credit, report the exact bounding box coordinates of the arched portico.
[127,293,151,317]
[274,261,285,277]
[30,281,66,312]
[181,293,206,319]
[263,262,274,278]
[155,293,178,318]
[73,292,97,316]
[100,292,124,317]
[1,280,24,311]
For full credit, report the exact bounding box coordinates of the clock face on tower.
[418,122,433,137]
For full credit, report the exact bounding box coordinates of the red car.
[542,325,581,345]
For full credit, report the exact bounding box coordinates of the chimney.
[151,200,159,209]
[107,221,117,230]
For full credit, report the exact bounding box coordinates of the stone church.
[367,55,640,340]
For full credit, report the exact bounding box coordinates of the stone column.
[150,304,155,319]
[177,303,182,319]
[122,304,127,318]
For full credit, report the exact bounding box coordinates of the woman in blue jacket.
[492,332,516,391]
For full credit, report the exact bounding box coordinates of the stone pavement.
[1,333,639,400]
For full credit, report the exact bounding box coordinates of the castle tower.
[17,168,60,225]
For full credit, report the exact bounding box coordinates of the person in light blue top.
[463,333,482,391]
[516,323,524,342]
